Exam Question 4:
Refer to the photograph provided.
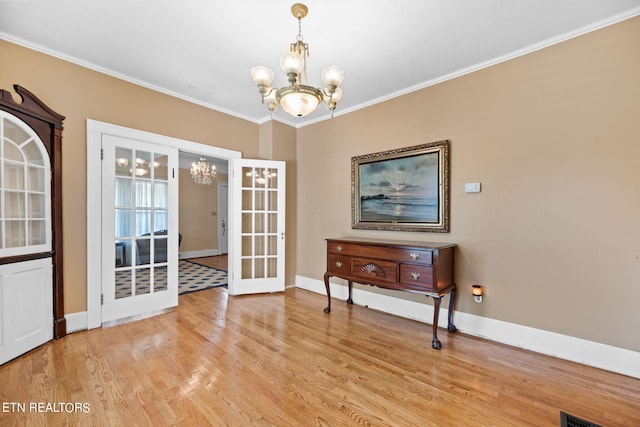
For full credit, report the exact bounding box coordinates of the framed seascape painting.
[351,140,450,232]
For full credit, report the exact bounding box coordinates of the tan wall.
[179,169,228,253]
[258,120,298,286]
[0,39,260,314]
[296,17,640,351]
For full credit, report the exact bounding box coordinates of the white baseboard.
[179,249,221,259]
[295,275,640,379]
[65,311,88,334]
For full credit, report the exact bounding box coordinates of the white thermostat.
[465,182,481,193]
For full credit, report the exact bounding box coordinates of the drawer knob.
[337,245,343,252]
[411,272,421,280]
[410,252,420,260]
[335,261,343,268]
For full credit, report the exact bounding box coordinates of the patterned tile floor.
[178,260,228,294]
[115,260,227,299]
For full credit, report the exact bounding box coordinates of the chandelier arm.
[322,86,337,98]
[259,86,278,104]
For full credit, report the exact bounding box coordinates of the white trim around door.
[86,119,241,329]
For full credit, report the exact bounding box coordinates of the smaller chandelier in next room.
[190,158,216,185]
[250,3,344,118]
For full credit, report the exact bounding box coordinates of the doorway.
[178,153,228,276]
[177,153,227,262]
[86,120,241,328]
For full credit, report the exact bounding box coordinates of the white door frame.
[86,120,241,329]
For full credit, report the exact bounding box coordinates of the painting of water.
[352,141,450,232]
[360,195,439,222]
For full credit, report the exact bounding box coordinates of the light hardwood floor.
[186,254,228,270]
[1,287,638,426]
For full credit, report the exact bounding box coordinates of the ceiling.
[1,1,639,127]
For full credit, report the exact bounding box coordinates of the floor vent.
[560,411,602,427]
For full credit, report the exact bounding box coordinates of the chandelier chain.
[297,18,303,42]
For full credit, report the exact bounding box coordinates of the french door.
[101,135,179,322]
[228,159,286,295]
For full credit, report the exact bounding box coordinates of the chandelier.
[245,169,277,186]
[190,158,216,185]
[116,157,158,177]
[250,3,344,118]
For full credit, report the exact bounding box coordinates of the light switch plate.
[465,182,481,193]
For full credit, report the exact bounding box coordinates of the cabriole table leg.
[347,280,354,304]
[323,272,332,313]
[447,285,458,332]
[431,296,442,350]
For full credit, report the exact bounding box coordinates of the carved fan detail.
[361,263,386,277]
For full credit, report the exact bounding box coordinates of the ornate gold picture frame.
[352,140,450,232]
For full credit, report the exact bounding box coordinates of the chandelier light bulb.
[279,91,319,117]
[323,87,342,118]
[280,51,304,76]
[324,86,343,106]
[116,157,129,167]
[250,66,274,87]
[264,89,278,112]
[321,66,344,87]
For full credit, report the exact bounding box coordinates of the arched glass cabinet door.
[0,111,52,256]
[0,85,65,365]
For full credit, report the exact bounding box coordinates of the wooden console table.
[323,237,457,349]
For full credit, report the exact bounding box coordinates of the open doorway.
[177,152,228,293]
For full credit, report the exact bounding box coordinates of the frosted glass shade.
[324,87,343,104]
[321,66,344,87]
[278,90,321,117]
[280,51,304,75]
[264,89,278,112]
[251,66,274,86]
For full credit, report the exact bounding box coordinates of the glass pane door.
[229,159,285,295]
[102,135,178,322]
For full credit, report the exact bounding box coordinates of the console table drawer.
[327,254,351,275]
[328,242,433,265]
[351,258,397,284]
[396,250,432,265]
[399,264,434,288]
